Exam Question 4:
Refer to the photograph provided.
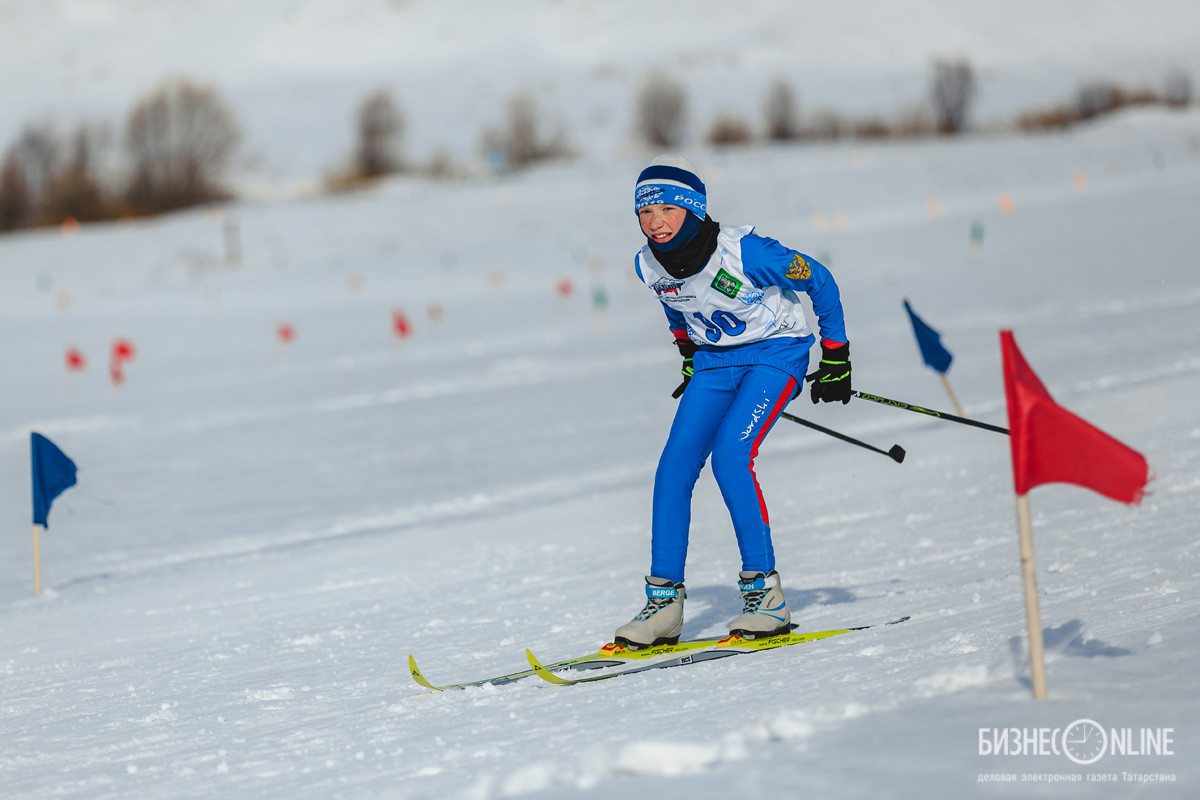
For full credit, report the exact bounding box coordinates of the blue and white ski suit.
[635,225,847,583]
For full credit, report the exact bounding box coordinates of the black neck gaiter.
[648,216,720,279]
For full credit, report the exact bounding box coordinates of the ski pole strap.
[852,391,1009,435]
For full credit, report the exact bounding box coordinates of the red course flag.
[276,322,296,344]
[112,338,136,363]
[392,309,412,339]
[65,347,86,372]
[1001,330,1149,503]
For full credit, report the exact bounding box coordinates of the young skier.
[615,154,851,648]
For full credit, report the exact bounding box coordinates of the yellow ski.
[409,617,908,692]
[525,617,909,686]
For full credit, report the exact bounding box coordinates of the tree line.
[2,80,240,233]
[1,60,1193,235]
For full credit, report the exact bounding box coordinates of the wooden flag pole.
[939,373,966,417]
[33,524,43,597]
[1015,494,1047,699]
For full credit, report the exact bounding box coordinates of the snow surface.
[4,4,1200,798]
[4,107,1200,799]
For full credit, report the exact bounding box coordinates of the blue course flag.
[31,432,77,527]
[903,299,953,374]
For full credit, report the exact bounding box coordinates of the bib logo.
[786,254,811,281]
[712,268,742,299]
[650,277,684,297]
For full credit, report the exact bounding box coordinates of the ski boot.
[614,576,685,649]
[729,570,791,639]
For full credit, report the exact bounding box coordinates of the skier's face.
[639,204,688,245]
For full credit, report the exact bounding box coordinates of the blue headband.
[634,164,707,220]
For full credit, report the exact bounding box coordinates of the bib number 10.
[692,310,747,343]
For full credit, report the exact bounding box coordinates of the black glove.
[671,339,699,399]
[807,342,852,404]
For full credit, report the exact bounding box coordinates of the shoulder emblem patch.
[711,268,742,299]
[786,254,811,281]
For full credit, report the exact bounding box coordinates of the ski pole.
[852,390,1009,435]
[780,411,905,463]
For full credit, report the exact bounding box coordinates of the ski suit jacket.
[634,225,847,386]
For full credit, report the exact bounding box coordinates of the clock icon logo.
[1062,718,1107,765]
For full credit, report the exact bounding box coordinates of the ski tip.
[524,648,551,673]
[408,654,441,691]
[525,649,575,685]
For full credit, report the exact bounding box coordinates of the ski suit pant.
[651,363,800,584]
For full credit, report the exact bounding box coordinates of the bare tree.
[1075,80,1122,120]
[0,121,121,231]
[707,113,754,146]
[9,123,61,208]
[355,89,404,177]
[636,74,688,148]
[764,78,801,141]
[43,125,113,223]
[482,93,568,171]
[893,106,936,138]
[0,149,32,231]
[1164,67,1193,108]
[498,94,540,168]
[0,123,67,230]
[804,110,847,141]
[930,58,977,134]
[124,79,241,214]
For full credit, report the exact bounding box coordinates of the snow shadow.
[1033,619,1134,659]
[1000,619,1133,689]
[682,583,858,636]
